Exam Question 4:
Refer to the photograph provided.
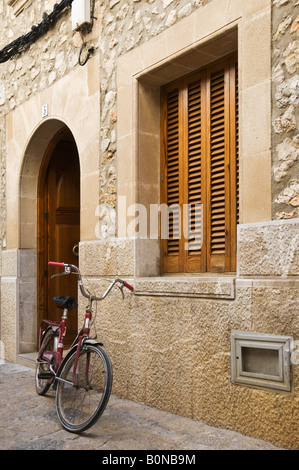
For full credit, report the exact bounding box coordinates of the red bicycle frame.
[37,310,92,382]
[37,261,133,386]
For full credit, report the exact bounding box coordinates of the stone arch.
[20,118,70,249]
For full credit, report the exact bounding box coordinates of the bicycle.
[35,261,134,433]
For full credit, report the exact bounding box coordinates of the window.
[161,54,238,274]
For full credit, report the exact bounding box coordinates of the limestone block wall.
[0,250,18,362]
[0,249,36,358]
[238,218,299,276]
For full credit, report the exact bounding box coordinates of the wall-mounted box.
[72,0,90,31]
[231,331,293,392]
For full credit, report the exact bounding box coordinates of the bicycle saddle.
[52,296,78,310]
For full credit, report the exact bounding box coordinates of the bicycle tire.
[55,344,113,433]
[35,328,57,396]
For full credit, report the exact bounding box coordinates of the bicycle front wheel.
[55,344,112,433]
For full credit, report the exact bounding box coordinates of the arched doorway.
[37,126,80,346]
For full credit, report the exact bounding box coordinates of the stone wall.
[272,0,299,218]
[0,0,215,249]
[1,0,299,234]
[0,1,99,113]
[98,0,212,214]
[0,0,100,251]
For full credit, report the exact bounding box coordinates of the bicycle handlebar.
[123,281,134,291]
[48,261,134,301]
[48,261,65,268]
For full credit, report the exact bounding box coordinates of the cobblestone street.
[0,361,284,452]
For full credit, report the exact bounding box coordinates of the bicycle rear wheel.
[55,344,112,433]
[35,329,57,396]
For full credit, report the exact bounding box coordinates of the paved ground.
[0,361,284,452]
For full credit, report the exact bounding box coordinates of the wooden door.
[40,137,80,345]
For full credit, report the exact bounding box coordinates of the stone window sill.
[134,275,236,300]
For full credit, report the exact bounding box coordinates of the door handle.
[72,244,79,257]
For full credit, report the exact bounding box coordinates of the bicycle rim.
[55,344,112,433]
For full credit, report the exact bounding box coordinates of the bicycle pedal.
[38,371,55,380]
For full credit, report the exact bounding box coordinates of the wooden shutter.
[161,54,238,274]
[161,86,180,273]
[207,65,227,271]
[185,73,206,272]
[207,57,238,272]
